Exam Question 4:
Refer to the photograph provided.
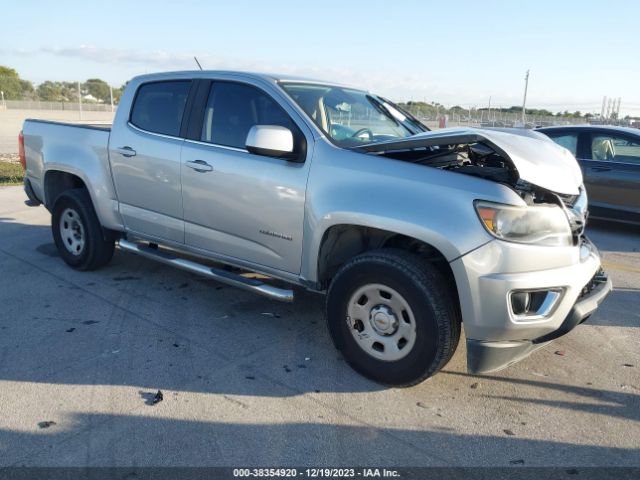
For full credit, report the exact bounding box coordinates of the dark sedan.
[537,125,640,225]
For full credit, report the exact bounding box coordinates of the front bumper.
[450,236,612,373]
[466,271,612,373]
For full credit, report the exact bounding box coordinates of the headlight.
[475,201,572,246]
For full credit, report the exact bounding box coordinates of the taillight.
[18,131,26,170]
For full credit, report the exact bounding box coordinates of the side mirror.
[246,125,295,159]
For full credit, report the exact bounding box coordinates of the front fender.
[300,141,523,284]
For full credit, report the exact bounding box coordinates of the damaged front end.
[356,127,588,244]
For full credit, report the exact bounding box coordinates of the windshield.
[280,82,428,147]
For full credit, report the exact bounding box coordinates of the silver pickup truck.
[20,71,612,386]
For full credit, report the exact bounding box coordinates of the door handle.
[114,146,137,157]
[591,166,612,172]
[186,160,213,172]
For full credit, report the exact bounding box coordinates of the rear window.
[130,81,191,137]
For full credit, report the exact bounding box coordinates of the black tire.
[326,249,460,386]
[51,188,115,271]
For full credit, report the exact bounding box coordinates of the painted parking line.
[602,260,640,273]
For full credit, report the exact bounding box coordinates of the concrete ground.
[0,185,638,467]
[0,109,114,154]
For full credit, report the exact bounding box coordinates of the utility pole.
[0,91,4,110]
[77,81,82,120]
[488,96,492,126]
[109,85,114,113]
[601,96,607,118]
[521,69,530,126]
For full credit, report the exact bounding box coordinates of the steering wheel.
[351,128,373,141]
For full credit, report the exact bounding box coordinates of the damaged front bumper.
[451,236,612,374]
[466,270,612,373]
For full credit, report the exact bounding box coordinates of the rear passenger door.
[109,80,192,243]
[179,80,312,274]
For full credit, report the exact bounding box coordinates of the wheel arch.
[315,224,459,315]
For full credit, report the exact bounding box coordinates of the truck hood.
[358,127,583,195]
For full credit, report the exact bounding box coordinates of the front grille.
[579,268,608,299]
[557,187,588,245]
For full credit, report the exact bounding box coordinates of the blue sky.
[2,0,639,115]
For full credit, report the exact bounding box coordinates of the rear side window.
[200,82,296,149]
[547,133,578,156]
[130,81,191,136]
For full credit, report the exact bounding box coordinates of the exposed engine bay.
[355,129,587,243]
[355,129,581,208]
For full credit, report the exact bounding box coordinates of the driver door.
[180,80,312,274]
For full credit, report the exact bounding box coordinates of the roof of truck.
[130,70,353,88]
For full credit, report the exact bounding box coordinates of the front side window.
[280,83,426,147]
[547,133,578,156]
[591,134,640,164]
[130,81,191,136]
[201,82,297,149]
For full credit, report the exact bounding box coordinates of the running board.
[117,239,294,302]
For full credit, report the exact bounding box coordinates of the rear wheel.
[326,249,460,386]
[51,189,115,271]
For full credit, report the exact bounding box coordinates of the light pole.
[521,69,530,126]
[0,90,4,110]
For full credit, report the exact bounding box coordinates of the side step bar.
[118,239,294,302]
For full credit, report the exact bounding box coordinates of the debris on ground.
[509,459,525,465]
[65,328,75,333]
[566,469,579,475]
[305,357,311,361]
[261,312,281,318]
[297,364,306,369]
[37,421,57,429]
[416,402,427,409]
[623,363,634,367]
[83,320,99,325]
[503,429,516,436]
[470,382,479,389]
[283,365,292,373]
[245,375,256,380]
[141,390,164,406]
[554,350,565,356]
[173,343,179,348]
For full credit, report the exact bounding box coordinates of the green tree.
[0,66,36,99]
[37,81,64,101]
[83,78,110,102]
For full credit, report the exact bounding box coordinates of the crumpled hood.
[359,127,583,195]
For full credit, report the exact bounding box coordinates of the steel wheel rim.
[59,208,85,256]
[346,283,417,361]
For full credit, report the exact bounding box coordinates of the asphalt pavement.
[0,185,638,467]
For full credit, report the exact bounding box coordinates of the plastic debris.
[143,390,164,406]
[554,350,565,356]
[38,421,56,429]
[503,429,516,436]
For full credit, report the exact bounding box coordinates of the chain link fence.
[400,105,638,130]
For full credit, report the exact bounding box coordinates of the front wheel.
[51,189,115,271]
[326,249,460,386]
